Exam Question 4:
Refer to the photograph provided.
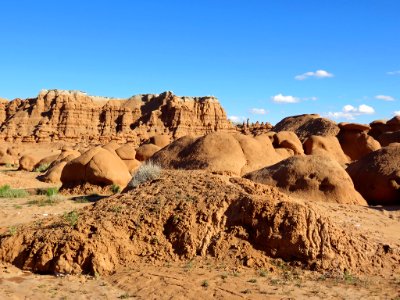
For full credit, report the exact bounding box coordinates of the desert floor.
[0,166,399,300]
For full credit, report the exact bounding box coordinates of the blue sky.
[0,0,399,124]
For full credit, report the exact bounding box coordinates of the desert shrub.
[129,161,161,188]
[0,185,28,198]
[110,184,121,194]
[45,187,59,197]
[63,210,79,227]
[34,163,50,173]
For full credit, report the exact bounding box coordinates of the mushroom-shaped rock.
[135,144,161,161]
[337,124,381,161]
[245,155,367,205]
[152,132,293,176]
[273,131,304,155]
[61,147,131,188]
[346,144,400,205]
[303,135,350,165]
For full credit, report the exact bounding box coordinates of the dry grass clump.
[129,161,161,188]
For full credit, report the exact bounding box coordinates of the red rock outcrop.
[0,90,234,144]
[337,122,381,161]
[273,114,340,142]
[346,144,400,205]
[245,155,367,205]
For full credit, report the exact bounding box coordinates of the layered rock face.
[0,90,234,144]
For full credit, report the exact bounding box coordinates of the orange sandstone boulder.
[303,135,350,165]
[273,131,304,155]
[346,144,400,205]
[61,147,131,188]
[245,155,367,205]
[152,132,291,175]
[273,114,340,141]
[337,122,380,161]
[135,144,161,161]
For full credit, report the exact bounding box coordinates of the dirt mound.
[244,155,367,205]
[0,90,234,144]
[0,170,397,277]
[273,114,340,141]
[346,144,400,205]
[152,133,291,175]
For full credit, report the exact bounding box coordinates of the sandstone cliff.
[0,90,234,144]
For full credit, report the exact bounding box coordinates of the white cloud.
[375,95,395,101]
[249,108,267,115]
[394,111,400,116]
[358,104,375,114]
[272,93,299,103]
[387,70,400,75]
[228,115,246,123]
[303,96,318,101]
[327,104,375,120]
[295,69,334,80]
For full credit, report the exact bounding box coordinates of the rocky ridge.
[0,90,234,144]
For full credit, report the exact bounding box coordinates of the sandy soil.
[0,167,399,299]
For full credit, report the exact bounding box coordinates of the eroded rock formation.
[0,90,234,144]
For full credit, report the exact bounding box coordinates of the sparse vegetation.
[258,269,268,277]
[34,163,50,173]
[75,196,90,203]
[45,187,59,197]
[0,185,28,198]
[110,184,121,194]
[8,226,17,236]
[201,280,209,288]
[63,210,79,227]
[129,161,161,188]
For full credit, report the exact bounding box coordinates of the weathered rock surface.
[152,132,292,175]
[273,114,340,142]
[338,122,381,161]
[273,131,304,155]
[303,135,350,165]
[60,147,131,189]
[346,144,400,205]
[0,90,234,144]
[245,155,367,205]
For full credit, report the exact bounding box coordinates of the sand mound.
[244,155,367,205]
[0,170,396,276]
[346,143,400,205]
[152,132,290,175]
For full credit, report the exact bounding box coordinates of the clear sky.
[0,0,399,124]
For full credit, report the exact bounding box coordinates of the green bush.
[45,187,59,197]
[34,163,50,173]
[0,185,28,198]
[110,184,121,194]
[129,161,161,188]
